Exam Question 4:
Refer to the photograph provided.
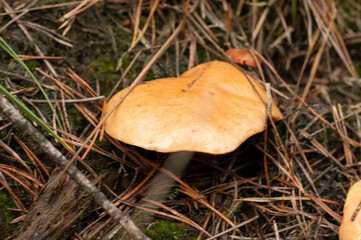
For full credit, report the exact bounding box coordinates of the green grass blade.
[0,37,64,131]
[0,85,73,152]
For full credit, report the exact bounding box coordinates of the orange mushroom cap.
[226,48,262,68]
[340,180,361,240]
[104,61,282,154]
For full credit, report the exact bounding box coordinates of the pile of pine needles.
[0,0,360,239]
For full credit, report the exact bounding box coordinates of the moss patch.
[88,56,117,75]
[145,221,194,240]
[0,192,16,237]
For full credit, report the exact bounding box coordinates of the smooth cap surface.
[104,61,282,154]
[340,180,361,240]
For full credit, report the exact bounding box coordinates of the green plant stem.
[0,84,72,152]
[0,37,64,131]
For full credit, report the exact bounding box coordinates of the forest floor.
[0,0,361,239]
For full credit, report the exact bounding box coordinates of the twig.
[16,55,67,60]
[0,2,81,17]
[0,9,29,33]
[0,70,54,90]
[29,96,104,104]
[0,94,149,240]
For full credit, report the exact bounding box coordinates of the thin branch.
[0,94,149,240]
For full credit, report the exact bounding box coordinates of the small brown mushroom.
[103,60,282,154]
[226,48,262,67]
[339,180,361,240]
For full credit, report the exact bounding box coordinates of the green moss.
[117,38,129,54]
[68,107,83,122]
[67,107,84,134]
[145,221,194,240]
[0,192,16,237]
[340,2,349,11]
[344,18,356,28]
[357,89,361,97]
[275,86,289,94]
[274,26,284,37]
[0,192,15,223]
[166,190,179,201]
[96,138,112,150]
[328,89,343,101]
[24,59,38,70]
[87,56,122,96]
[88,56,116,75]
[197,51,208,64]
[356,69,361,77]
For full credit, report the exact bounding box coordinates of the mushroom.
[339,180,361,240]
[103,59,282,154]
[226,48,262,67]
